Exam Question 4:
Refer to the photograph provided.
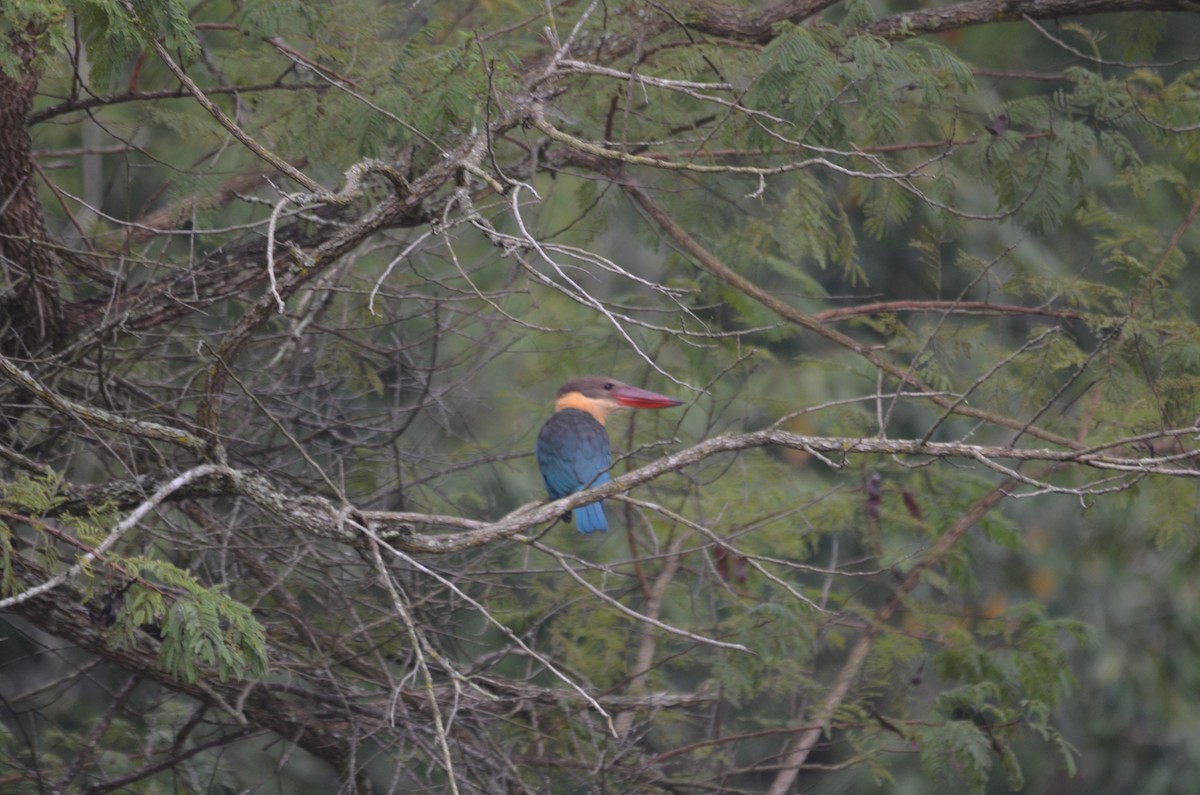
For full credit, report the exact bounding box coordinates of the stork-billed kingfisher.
[536,376,683,533]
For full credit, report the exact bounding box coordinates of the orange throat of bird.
[554,392,618,425]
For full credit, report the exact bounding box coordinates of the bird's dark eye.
[603,382,613,390]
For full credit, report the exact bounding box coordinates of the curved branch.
[0,465,226,609]
[28,83,329,125]
[867,0,1194,41]
[26,424,1200,556]
[616,175,1084,448]
[670,0,841,43]
[814,299,1085,323]
[0,353,208,453]
[145,38,324,196]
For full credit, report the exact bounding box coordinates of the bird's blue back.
[536,408,612,533]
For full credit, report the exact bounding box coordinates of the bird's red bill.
[611,384,684,409]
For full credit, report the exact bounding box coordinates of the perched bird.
[536,376,684,533]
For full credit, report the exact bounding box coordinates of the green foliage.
[75,0,199,88]
[917,719,1003,794]
[239,0,322,37]
[0,1,69,76]
[747,23,850,146]
[0,471,65,517]
[1117,12,1167,59]
[0,473,267,684]
[858,175,915,239]
[121,558,270,684]
[6,2,1200,793]
[905,605,1088,791]
[1142,476,1200,546]
[779,171,861,277]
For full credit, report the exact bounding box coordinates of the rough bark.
[0,26,61,357]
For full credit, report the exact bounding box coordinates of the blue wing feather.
[536,409,612,533]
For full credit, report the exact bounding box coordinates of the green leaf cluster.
[119,557,270,684]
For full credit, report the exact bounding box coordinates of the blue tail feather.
[573,500,608,533]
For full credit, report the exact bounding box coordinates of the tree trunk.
[1,26,61,357]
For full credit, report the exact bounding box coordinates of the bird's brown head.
[553,376,684,424]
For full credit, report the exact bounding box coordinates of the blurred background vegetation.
[2,0,1200,792]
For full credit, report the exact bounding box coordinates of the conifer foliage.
[2,1,1200,792]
